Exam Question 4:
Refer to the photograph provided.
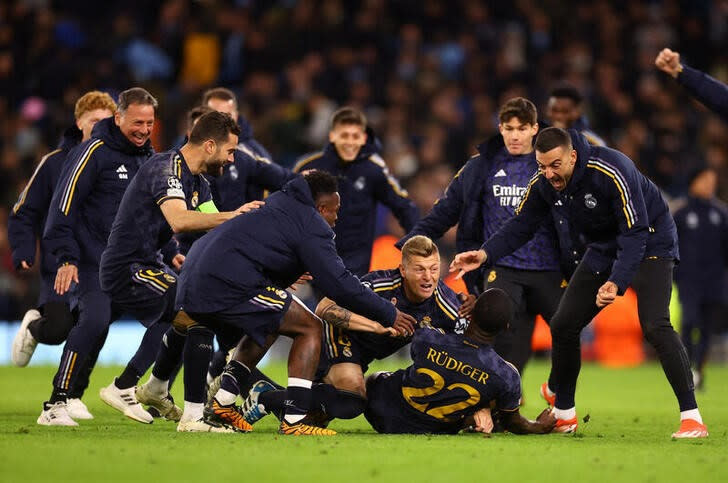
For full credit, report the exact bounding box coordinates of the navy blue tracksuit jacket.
[9,126,82,281]
[483,130,678,294]
[677,64,728,122]
[294,142,419,276]
[397,134,567,293]
[176,176,397,325]
[44,117,153,274]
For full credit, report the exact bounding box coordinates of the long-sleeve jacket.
[397,135,564,293]
[8,126,82,277]
[176,176,397,325]
[677,64,728,121]
[483,130,678,294]
[294,141,418,276]
[43,117,153,271]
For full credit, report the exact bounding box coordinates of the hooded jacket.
[397,134,565,293]
[43,117,153,272]
[9,126,82,277]
[176,176,397,325]
[483,130,678,294]
[294,139,418,276]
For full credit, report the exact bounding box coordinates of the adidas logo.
[117,164,128,179]
[494,169,507,177]
[555,200,563,206]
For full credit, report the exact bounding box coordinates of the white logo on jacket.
[116,164,128,179]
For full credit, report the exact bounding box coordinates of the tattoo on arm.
[321,304,352,329]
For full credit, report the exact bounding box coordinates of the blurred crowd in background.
[1,0,727,320]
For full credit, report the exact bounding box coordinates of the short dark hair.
[118,87,158,114]
[471,288,513,335]
[202,87,238,109]
[498,97,537,125]
[535,127,572,153]
[331,107,367,129]
[188,111,240,145]
[187,105,214,132]
[549,84,583,105]
[304,170,339,202]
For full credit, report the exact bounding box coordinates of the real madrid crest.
[342,347,352,358]
[584,193,597,209]
[488,270,497,283]
[420,316,432,328]
[191,191,199,208]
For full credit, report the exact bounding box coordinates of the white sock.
[146,374,168,394]
[288,377,312,388]
[181,402,204,422]
[680,409,702,424]
[552,407,576,420]
[545,385,555,397]
[215,388,237,406]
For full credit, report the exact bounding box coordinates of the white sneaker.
[12,309,40,367]
[177,418,234,433]
[99,380,153,424]
[67,398,93,420]
[37,401,78,426]
[136,383,182,421]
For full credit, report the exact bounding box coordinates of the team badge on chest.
[584,193,597,209]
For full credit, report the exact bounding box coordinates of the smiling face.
[535,145,578,191]
[329,123,367,161]
[400,252,441,303]
[115,103,155,147]
[317,192,341,227]
[499,117,538,156]
[203,132,239,177]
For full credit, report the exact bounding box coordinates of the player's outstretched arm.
[501,408,556,434]
[315,297,398,336]
[160,198,255,233]
[450,249,487,280]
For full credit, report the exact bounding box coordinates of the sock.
[49,388,68,404]
[545,385,555,398]
[152,328,186,380]
[146,374,168,395]
[680,408,703,424]
[217,360,252,403]
[283,377,312,424]
[183,327,215,404]
[182,401,204,422]
[552,406,576,420]
[115,366,142,389]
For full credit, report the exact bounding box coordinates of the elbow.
[169,220,185,234]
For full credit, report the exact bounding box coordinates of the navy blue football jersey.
[100,150,212,290]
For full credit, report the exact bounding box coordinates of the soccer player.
[655,48,728,121]
[364,288,556,435]
[37,88,156,426]
[294,107,418,277]
[398,98,569,376]
[451,127,708,438]
[97,111,260,424]
[9,91,116,418]
[202,87,295,211]
[139,170,416,434]
[239,235,473,427]
[672,167,728,390]
[545,84,606,146]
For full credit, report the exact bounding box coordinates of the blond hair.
[74,91,117,120]
[401,235,439,264]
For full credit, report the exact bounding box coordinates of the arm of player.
[500,408,557,435]
[656,48,728,120]
[316,297,399,336]
[396,162,470,249]
[159,199,263,233]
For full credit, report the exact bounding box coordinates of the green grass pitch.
[1,360,726,483]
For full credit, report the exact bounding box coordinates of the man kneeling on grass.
[364,288,556,434]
